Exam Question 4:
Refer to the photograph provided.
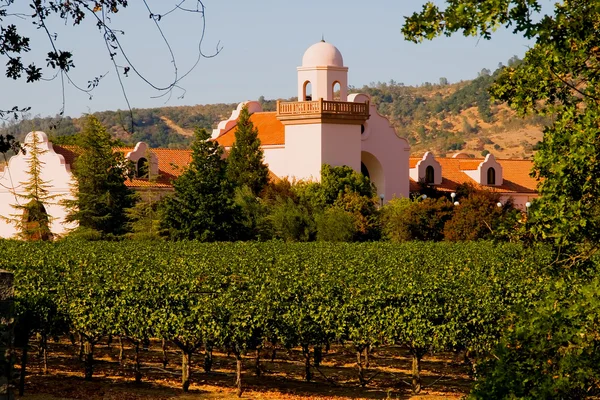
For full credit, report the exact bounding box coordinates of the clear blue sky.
[1,0,542,118]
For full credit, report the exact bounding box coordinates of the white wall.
[284,124,323,181]
[321,123,362,172]
[0,132,76,239]
[351,94,411,201]
[262,146,287,179]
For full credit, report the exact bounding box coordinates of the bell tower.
[296,40,348,101]
[277,41,369,181]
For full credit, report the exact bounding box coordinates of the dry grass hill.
[1,64,548,159]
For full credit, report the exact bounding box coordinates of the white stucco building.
[212,40,412,202]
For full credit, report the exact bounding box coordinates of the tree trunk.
[235,352,243,397]
[18,339,28,396]
[357,348,366,387]
[314,345,322,367]
[254,348,261,377]
[84,340,94,381]
[106,334,112,349]
[41,333,48,375]
[78,334,84,361]
[203,342,212,373]
[302,345,311,382]
[181,350,191,392]
[411,352,422,394]
[162,339,168,369]
[364,345,370,369]
[270,347,277,362]
[116,336,125,377]
[134,341,142,384]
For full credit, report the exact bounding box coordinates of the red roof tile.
[53,145,192,189]
[408,157,539,194]
[215,112,285,147]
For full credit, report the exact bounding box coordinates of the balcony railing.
[277,99,369,119]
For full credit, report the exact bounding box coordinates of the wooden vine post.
[0,270,14,400]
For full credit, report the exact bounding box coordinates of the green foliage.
[161,128,240,241]
[444,186,518,241]
[226,106,269,196]
[403,0,600,261]
[63,116,136,236]
[268,197,314,242]
[126,192,162,240]
[0,240,554,392]
[381,197,453,242]
[233,185,273,241]
[315,207,356,242]
[471,276,600,399]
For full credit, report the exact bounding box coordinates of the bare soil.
[15,339,472,400]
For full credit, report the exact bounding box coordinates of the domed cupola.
[302,41,344,68]
[297,40,348,102]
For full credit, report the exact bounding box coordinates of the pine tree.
[226,106,269,195]
[64,115,136,236]
[161,128,241,241]
[3,132,58,240]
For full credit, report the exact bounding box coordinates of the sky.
[1,0,543,119]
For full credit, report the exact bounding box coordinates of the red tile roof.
[53,145,192,189]
[409,157,539,194]
[215,112,285,147]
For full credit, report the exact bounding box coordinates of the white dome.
[302,41,344,67]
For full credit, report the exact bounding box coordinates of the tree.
[226,106,269,195]
[161,128,240,241]
[3,132,58,240]
[64,115,136,236]
[443,184,518,241]
[471,277,600,398]
[402,0,600,262]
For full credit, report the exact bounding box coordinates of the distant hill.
[1,64,549,159]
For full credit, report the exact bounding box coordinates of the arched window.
[137,157,149,179]
[487,167,496,185]
[303,81,312,101]
[425,165,435,184]
[332,81,341,101]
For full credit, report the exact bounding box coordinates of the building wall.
[321,123,362,172]
[284,124,323,181]
[0,132,76,239]
[262,146,287,179]
[351,94,411,201]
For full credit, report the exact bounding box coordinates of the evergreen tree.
[64,115,136,236]
[3,132,57,240]
[161,128,240,241]
[226,106,269,195]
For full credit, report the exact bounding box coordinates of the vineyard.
[2,240,555,397]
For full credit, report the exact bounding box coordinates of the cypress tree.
[64,115,136,236]
[161,128,240,241]
[226,106,269,195]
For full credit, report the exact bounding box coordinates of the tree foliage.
[64,115,136,236]
[403,0,600,259]
[161,128,240,241]
[226,106,269,196]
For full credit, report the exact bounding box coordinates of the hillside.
[1,64,548,159]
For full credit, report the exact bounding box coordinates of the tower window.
[425,165,435,184]
[303,81,312,101]
[333,81,341,101]
[487,167,496,185]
